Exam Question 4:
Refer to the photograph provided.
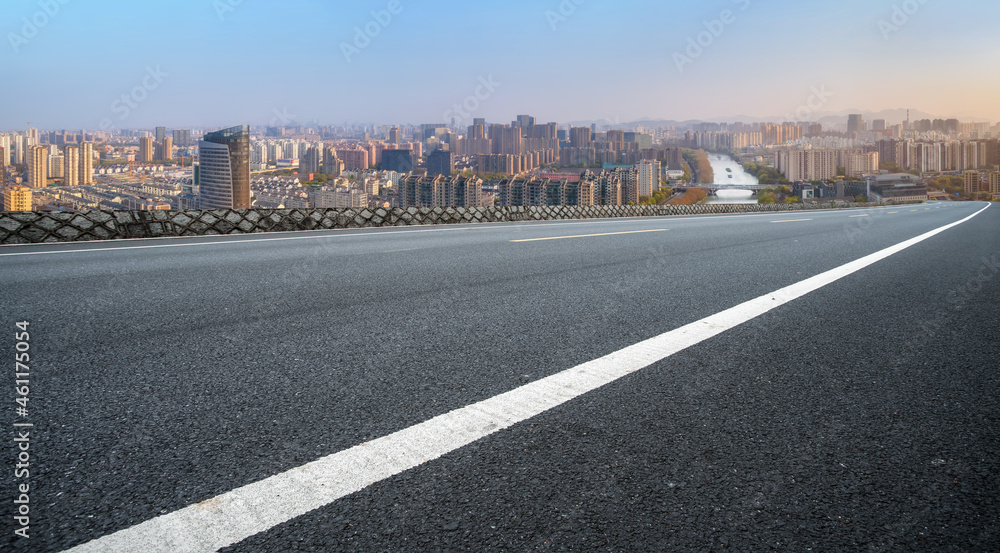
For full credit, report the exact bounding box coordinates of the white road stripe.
[61,204,990,553]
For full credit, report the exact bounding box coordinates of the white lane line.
[60,205,990,553]
[67,206,990,553]
[770,218,812,223]
[511,229,669,243]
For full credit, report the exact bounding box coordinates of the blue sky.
[3,0,998,130]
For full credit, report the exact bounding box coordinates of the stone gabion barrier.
[0,202,899,244]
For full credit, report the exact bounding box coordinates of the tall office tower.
[198,125,251,209]
[847,114,865,135]
[427,150,454,177]
[63,146,80,187]
[4,186,32,211]
[79,141,94,184]
[155,127,166,143]
[300,146,320,174]
[28,146,48,188]
[472,118,486,128]
[637,159,662,197]
[963,170,981,195]
[388,127,401,145]
[0,146,6,186]
[570,127,592,148]
[872,119,887,131]
[139,137,155,162]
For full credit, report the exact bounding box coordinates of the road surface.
[2,203,998,552]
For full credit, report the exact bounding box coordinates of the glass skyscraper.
[198,125,251,209]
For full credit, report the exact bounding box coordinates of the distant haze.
[2,0,997,129]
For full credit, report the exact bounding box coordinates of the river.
[706,154,759,204]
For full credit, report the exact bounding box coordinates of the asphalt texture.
[2,202,998,552]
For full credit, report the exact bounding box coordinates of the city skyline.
[3,0,999,129]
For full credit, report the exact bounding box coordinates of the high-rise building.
[28,146,48,188]
[382,149,414,174]
[49,154,65,179]
[388,127,401,145]
[173,129,192,148]
[340,149,370,171]
[847,114,865,135]
[300,146,320,174]
[963,170,981,195]
[990,171,1000,195]
[570,127,592,148]
[846,151,879,177]
[79,141,94,184]
[427,150,454,177]
[156,137,173,161]
[0,146,6,186]
[468,124,486,140]
[872,119,887,131]
[139,137,155,162]
[63,146,80,187]
[155,126,167,143]
[489,125,523,156]
[637,160,661,197]
[321,146,342,176]
[198,125,251,209]
[4,186,32,211]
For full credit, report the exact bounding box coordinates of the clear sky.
[3,0,998,130]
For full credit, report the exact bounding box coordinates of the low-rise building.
[867,173,928,203]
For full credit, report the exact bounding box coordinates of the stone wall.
[0,202,900,244]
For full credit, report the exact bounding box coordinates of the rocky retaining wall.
[0,202,904,244]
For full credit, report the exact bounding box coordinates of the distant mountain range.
[569,109,994,131]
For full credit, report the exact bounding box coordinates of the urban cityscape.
[3,1,999,552]
[3,111,999,215]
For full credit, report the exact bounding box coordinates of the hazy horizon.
[4,0,999,129]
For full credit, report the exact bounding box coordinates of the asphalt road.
[2,203,998,552]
